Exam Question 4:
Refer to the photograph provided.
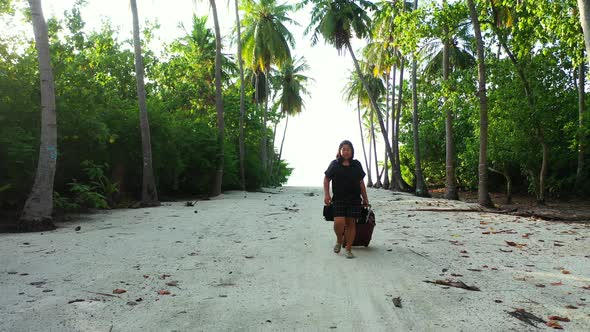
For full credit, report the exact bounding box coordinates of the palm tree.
[209,0,225,197]
[423,0,475,200]
[410,0,429,197]
[130,0,159,206]
[241,0,296,174]
[234,0,247,191]
[20,0,57,231]
[272,56,312,179]
[304,0,398,179]
[467,0,493,207]
[343,70,373,186]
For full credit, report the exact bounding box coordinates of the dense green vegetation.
[1,0,589,229]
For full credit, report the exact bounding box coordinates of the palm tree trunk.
[577,0,590,67]
[371,110,382,188]
[277,115,288,171]
[390,62,398,191]
[235,0,246,191]
[20,0,57,231]
[577,61,586,190]
[130,0,159,206]
[358,98,373,186]
[210,0,225,197]
[269,120,278,183]
[346,41,396,178]
[443,23,458,200]
[262,69,269,175]
[410,0,429,198]
[393,59,412,191]
[383,72,390,189]
[467,0,493,207]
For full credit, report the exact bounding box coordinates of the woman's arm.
[360,180,369,207]
[323,176,331,205]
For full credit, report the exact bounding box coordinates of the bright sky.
[38,0,387,187]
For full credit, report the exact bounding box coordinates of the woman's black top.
[324,159,366,201]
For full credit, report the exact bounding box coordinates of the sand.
[1,186,589,331]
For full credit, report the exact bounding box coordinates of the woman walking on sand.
[323,140,369,258]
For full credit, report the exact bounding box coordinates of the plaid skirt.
[332,199,363,218]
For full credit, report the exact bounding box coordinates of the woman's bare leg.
[344,217,356,252]
[333,217,346,247]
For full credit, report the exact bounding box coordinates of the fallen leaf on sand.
[157,290,171,295]
[546,320,564,329]
[561,270,571,274]
[550,282,564,286]
[127,301,138,306]
[536,284,546,288]
[244,255,254,259]
[166,281,178,287]
[508,308,545,327]
[143,275,149,279]
[482,232,491,235]
[565,305,578,309]
[467,269,482,272]
[68,299,85,304]
[582,285,590,290]
[159,274,171,280]
[548,316,570,322]
[113,289,126,294]
[392,297,402,308]
[505,241,526,248]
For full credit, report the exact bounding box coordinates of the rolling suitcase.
[343,206,376,247]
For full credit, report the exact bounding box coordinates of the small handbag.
[323,204,334,221]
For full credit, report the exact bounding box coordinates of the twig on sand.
[84,291,121,298]
[423,279,481,291]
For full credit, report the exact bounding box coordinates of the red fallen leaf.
[562,270,571,275]
[536,284,546,288]
[143,275,149,279]
[565,305,578,309]
[546,320,563,329]
[157,290,170,295]
[550,282,564,286]
[506,241,517,246]
[482,232,491,234]
[113,289,127,294]
[480,221,488,225]
[482,265,489,268]
[548,316,570,322]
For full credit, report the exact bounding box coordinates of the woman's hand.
[324,194,331,206]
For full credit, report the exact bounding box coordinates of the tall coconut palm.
[409,0,429,197]
[20,0,57,231]
[423,0,475,200]
[209,0,225,197]
[241,0,296,174]
[234,0,247,191]
[272,56,312,178]
[130,0,159,206]
[343,70,373,186]
[467,0,493,207]
[304,0,397,177]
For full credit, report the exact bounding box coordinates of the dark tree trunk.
[576,60,586,189]
[131,0,159,206]
[235,0,246,191]
[468,0,493,207]
[442,17,458,200]
[411,0,429,198]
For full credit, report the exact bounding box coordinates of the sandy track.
[1,187,589,331]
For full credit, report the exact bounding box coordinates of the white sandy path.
[1,187,589,332]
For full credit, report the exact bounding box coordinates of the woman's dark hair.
[336,140,354,162]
